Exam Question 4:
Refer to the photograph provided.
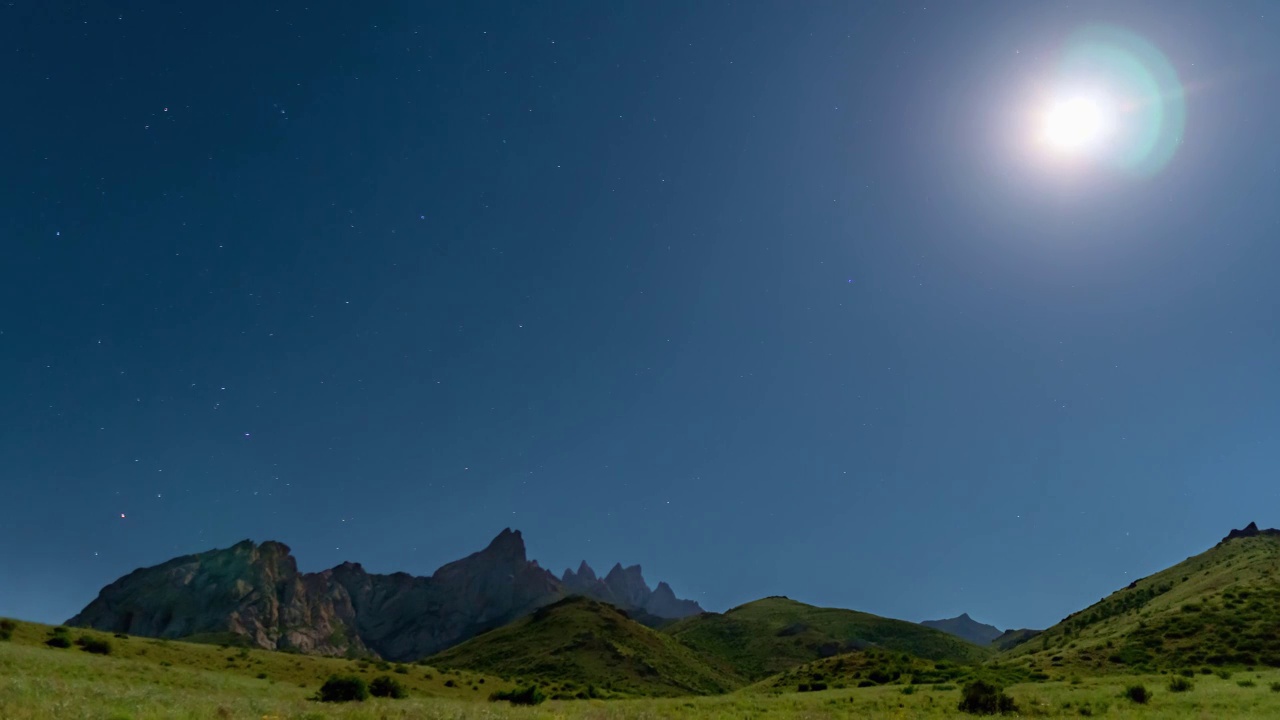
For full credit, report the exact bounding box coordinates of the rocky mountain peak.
[920,613,1002,646]
[1220,521,1280,545]
[483,527,526,558]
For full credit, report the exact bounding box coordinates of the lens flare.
[1050,25,1186,176]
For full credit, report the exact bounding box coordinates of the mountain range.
[64,521,1280,687]
[67,528,701,661]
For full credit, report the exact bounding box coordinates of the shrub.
[1270,681,1280,692]
[796,681,827,692]
[443,679,456,688]
[45,635,72,649]
[369,675,407,699]
[1168,677,1194,692]
[0,619,16,641]
[393,664,409,674]
[1216,669,1233,679]
[857,679,876,687]
[317,675,368,703]
[489,685,546,705]
[1238,679,1256,688]
[1179,668,1195,677]
[1124,684,1150,704]
[80,637,112,655]
[958,680,1017,715]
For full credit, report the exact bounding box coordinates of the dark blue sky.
[3,1,1278,632]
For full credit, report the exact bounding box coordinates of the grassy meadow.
[7,616,1280,719]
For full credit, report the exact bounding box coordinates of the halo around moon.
[1040,25,1186,176]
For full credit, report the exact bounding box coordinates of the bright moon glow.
[1023,25,1186,176]
[1042,95,1109,154]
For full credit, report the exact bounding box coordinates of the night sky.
[4,1,1279,633]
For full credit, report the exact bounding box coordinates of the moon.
[1039,92,1114,157]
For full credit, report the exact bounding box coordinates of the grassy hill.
[427,596,744,697]
[1005,533,1280,674]
[0,614,513,718]
[751,649,962,693]
[663,596,992,681]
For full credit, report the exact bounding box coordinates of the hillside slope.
[663,596,991,680]
[1006,523,1280,672]
[427,596,743,697]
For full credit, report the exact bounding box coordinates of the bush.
[1124,685,1150,704]
[80,637,112,655]
[1271,681,1280,692]
[958,680,1017,715]
[393,664,409,674]
[1239,679,1256,688]
[797,681,827,692]
[45,636,72,649]
[1168,677,1194,692]
[256,672,268,679]
[317,675,368,702]
[369,675,407,699]
[489,685,546,705]
[0,619,16,641]
[443,679,456,688]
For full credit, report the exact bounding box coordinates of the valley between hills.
[4,523,1280,718]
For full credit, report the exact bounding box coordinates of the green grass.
[1005,534,1280,675]
[0,615,511,718]
[664,596,991,680]
[426,596,743,697]
[7,630,1280,719]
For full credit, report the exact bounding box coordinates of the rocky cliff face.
[68,529,701,661]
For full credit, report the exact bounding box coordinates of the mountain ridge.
[67,528,703,662]
[919,612,1003,645]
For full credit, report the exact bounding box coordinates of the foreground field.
[6,628,1280,720]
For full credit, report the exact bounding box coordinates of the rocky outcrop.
[560,560,703,621]
[920,613,1002,646]
[1219,522,1280,545]
[67,529,701,661]
[645,581,703,618]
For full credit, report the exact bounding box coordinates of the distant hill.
[991,627,1041,651]
[427,596,743,697]
[1005,522,1280,672]
[920,613,1002,645]
[67,529,701,661]
[663,596,991,680]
